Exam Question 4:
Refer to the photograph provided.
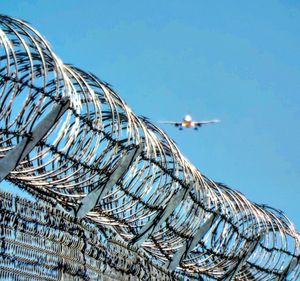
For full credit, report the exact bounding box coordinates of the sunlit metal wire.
[0,14,299,280]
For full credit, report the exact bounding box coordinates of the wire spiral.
[0,15,299,280]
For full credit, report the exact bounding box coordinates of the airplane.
[159,114,220,130]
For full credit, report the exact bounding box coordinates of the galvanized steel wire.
[0,14,299,280]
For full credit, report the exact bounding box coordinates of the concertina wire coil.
[0,14,299,280]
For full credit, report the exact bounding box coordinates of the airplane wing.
[159,121,182,126]
[194,119,220,126]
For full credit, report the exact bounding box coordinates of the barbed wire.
[0,14,299,280]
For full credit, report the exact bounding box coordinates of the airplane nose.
[184,115,192,122]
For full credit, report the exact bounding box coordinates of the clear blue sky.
[2,1,300,229]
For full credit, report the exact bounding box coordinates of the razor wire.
[0,14,299,280]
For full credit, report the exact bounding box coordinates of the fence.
[0,14,299,280]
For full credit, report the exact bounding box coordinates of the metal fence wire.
[0,14,299,280]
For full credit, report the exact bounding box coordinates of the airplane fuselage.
[181,115,195,127]
[181,120,194,127]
